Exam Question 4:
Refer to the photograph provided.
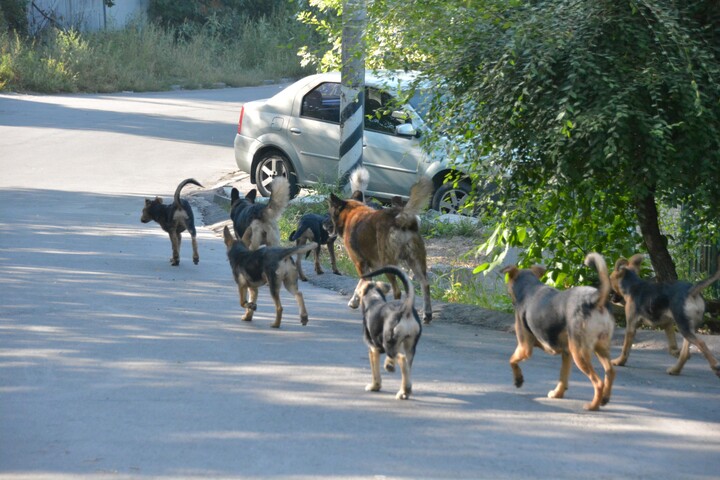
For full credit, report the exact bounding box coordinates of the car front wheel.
[254,152,299,198]
[431,181,471,215]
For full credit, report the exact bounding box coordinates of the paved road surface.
[1,88,719,479]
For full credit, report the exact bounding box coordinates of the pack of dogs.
[141,172,720,405]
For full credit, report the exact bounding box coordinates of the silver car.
[233,71,471,212]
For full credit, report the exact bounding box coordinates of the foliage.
[0,0,28,36]
[0,13,312,93]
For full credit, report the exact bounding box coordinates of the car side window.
[301,83,340,123]
[364,88,406,135]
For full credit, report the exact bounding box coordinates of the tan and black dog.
[230,177,289,250]
[610,254,720,378]
[357,265,422,400]
[327,172,434,323]
[141,178,202,266]
[288,213,340,281]
[502,253,615,411]
[223,225,316,328]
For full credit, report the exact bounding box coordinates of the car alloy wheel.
[254,152,298,198]
[431,181,471,215]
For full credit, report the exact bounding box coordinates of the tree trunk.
[635,193,678,282]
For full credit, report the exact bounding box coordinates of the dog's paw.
[271,322,281,329]
[548,387,565,399]
[714,366,720,379]
[395,390,410,400]
[422,313,432,324]
[193,257,199,265]
[299,276,308,282]
[333,270,341,276]
[601,395,611,406]
[247,302,257,311]
[300,315,308,326]
[666,366,681,376]
[384,358,396,373]
[365,383,381,392]
[583,402,600,411]
[611,357,626,367]
[513,375,524,388]
[170,258,180,266]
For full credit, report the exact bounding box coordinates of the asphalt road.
[1,87,719,480]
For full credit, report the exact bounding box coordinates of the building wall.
[29,0,149,33]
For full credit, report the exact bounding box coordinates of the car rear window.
[301,83,341,123]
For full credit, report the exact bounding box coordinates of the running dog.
[141,178,202,266]
[223,226,316,328]
[288,213,340,281]
[610,254,720,378]
[328,170,434,323]
[357,265,422,400]
[502,253,616,411]
[230,177,290,249]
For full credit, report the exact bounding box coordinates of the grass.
[1,15,314,93]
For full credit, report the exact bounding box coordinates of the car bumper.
[233,134,256,175]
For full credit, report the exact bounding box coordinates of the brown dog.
[610,254,720,378]
[328,174,434,323]
[502,253,616,411]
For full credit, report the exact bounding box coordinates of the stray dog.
[610,254,720,378]
[357,265,422,400]
[230,177,289,249]
[502,253,616,411]
[141,178,202,266]
[328,169,434,323]
[223,225,316,328]
[288,213,340,281]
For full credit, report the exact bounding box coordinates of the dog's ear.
[154,196,163,204]
[501,265,519,281]
[614,257,629,272]
[222,225,235,248]
[530,265,546,278]
[231,188,240,202]
[246,189,257,203]
[627,254,644,271]
[328,193,346,210]
[145,198,153,206]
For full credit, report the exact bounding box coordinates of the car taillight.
[237,106,245,134]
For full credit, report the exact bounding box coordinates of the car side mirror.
[396,123,417,138]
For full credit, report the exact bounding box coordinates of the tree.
[299,0,720,285]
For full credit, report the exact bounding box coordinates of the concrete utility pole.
[338,0,366,191]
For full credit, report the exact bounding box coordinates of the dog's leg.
[663,323,680,357]
[612,312,639,366]
[241,287,258,322]
[384,357,396,372]
[396,353,412,400]
[510,315,534,388]
[548,351,571,400]
[283,275,309,326]
[569,343,603,411]
[667,338,691,375]
[668,333,720,377]
[417,269,432,324]
[191,233,199,265]
[295,239,308,282]
[366,348,382,392]
[169,231,180,266]
[313,245,324,275]
[327,239,340,275]
[595,344,615,406]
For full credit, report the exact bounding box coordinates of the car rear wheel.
[254,152,299,198]
[431,181,471,215]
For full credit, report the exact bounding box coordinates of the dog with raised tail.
[357,265,422,400]
[502,253,616,411]
[328,169,434,323]
[223,226,317,328]
[610,254,720,378]
[230,177,290,249]
[141,178,202,266]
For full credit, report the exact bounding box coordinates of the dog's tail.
[689,254,720,297]
[264,177,291,222]
[174,178,203,206]
[278,242,318,261]
[396,176,433,228]
[585,252,611,312]
[362,265,415,316]
[350,166,370,201]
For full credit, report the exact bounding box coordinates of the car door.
[362,88,423,198]
[286,82,342,187]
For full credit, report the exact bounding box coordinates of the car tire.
[254,152,299,198]
[431,180,471,215]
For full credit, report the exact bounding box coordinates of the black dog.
[357,265,422,400]
[230,177,289,249]
[141,178,202,266]
[288,213,340,281]
[223,225,316,328]
[611,254,720,378]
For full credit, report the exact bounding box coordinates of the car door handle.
[290,128,302,135]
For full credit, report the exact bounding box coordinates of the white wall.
[29,0,149,33]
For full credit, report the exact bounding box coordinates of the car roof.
[270,70,418,101]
